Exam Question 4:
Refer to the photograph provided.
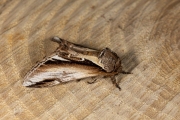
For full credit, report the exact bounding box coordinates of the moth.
[23,37,130,90]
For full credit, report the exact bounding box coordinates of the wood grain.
[0,0,180,120]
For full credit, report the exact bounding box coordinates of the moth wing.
[52,37,121,73]
[23,54,69,87]
[23,54,112,87]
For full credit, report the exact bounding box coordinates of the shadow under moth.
[23,37,131,90]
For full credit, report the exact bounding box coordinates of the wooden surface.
[0,0,180,120]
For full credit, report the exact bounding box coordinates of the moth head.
[99,48,122,73]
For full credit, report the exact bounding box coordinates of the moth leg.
[121,70,131,74]
[111,76,121,90]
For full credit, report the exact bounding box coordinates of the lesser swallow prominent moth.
[23,37,130,90]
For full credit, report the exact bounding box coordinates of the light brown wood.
[0,0,180,120]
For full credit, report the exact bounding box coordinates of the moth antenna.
[111,76,121,91]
